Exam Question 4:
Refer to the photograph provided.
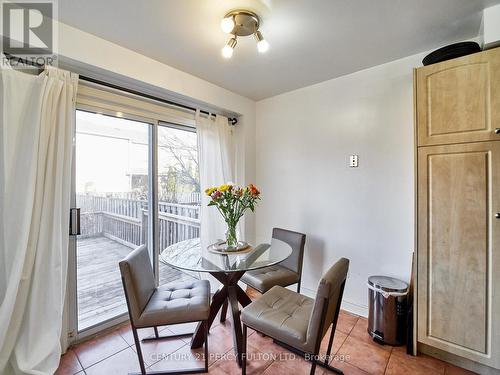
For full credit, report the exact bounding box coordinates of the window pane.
[75,110,150,331]
[157,125,200,284]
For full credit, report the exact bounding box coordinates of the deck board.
[77,235,195,330]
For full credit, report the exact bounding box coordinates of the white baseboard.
[341,300,368,318]
[301,286,369,318]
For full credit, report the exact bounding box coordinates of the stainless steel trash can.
[367,276,408,346]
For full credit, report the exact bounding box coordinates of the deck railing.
[77,194,200,219]
[77,193,200,249]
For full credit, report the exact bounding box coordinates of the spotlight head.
[254,31,269,53]
[220,16,235,34]
[222,37,237,58]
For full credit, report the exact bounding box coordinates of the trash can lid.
[368,276,408,293]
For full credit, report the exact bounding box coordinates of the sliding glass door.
[74,110,153,332]
[157,124,201,285]
[68,88,202,340]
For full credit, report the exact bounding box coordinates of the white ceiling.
[59,0,500,100]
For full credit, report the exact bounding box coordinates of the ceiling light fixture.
[220,10,269,58]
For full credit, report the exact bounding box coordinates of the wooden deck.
[77,235,195,330]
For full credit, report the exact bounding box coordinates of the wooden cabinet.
[416,48,500,146]
[417,142,500,368]
[415,48,500,371]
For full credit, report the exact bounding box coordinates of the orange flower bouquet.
[205,183,261,247]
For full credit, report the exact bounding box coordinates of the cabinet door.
[417,142,500,368]
[416,48,500,146]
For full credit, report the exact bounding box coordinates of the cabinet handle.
[496,213,500,219]
[495,128,500,134]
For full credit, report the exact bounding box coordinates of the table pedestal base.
[191,271,252,365]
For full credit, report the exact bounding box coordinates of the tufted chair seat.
[137,280,210,327]
[241,285,314,351]
[241,265,300,293]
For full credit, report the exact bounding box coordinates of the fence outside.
[77,193,200,250]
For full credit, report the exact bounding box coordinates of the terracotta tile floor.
[57,301,476,375]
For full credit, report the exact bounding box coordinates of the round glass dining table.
[160,237,292,365]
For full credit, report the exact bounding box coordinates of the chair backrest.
[119,245,156,324]
[273,228,306,276]
[306,257,350,347]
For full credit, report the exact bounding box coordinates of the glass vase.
[225,222,238,247]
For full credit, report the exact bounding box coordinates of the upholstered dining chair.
[242,228,306,293]
[220,228,306,323]
[240,257,349,375]
[119,245,210,375]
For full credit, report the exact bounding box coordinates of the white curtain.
[196,111,239,249]
[0,66,78,375]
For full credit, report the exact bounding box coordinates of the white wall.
[56,23,257,240]
[255,52,427,316]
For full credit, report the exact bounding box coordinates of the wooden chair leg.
[242,325,247,375]
[154,326,159,338]
[131,326,147,375]
[220,300,228,323]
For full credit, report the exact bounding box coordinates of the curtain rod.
[3,54,238,125]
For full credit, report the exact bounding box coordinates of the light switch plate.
[349,155,359,167]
